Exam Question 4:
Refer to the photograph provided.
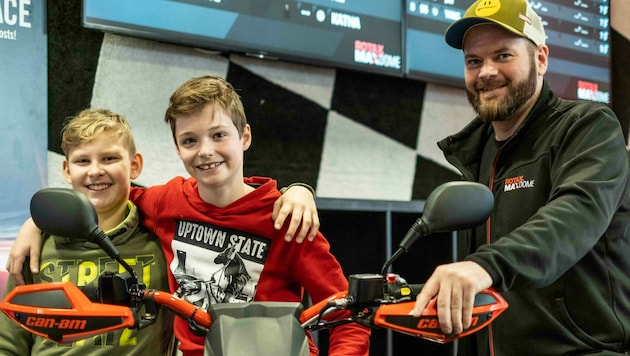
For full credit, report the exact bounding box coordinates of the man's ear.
[536,44,549,76]
[242,124,252,151]
[130,152,144,180]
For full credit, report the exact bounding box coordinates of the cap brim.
[445,17,493,49]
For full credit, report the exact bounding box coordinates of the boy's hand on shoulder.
[273,185,320,243]
[6,218,42,285]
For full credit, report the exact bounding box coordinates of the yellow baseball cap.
[445,0,546,49]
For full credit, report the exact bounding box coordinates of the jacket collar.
[438,80,555,179]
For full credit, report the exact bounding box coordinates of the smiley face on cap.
[445,0,546,49]
[475,0,502,16]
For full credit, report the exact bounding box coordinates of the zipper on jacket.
[486,142,505,356]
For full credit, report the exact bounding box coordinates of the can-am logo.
[504,176,535,192]
[416,316,479,329]
[25,316,87,330]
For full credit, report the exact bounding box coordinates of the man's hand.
[5,218,42,285]
[273,185,320,243]
[410,261,493,335]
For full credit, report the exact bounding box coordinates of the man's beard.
[466,61,537,123]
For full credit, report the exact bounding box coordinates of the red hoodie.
[130,176,370,356]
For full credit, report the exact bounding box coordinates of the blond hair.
[61,108,137,157]
[164,76,247,144]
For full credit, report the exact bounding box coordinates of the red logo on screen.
[577,80,609,103]
[354,40,401,69]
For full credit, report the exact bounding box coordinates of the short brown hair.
[61,108,137,157]
[164,76,247,144]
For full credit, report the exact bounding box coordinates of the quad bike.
[0,181,507,355]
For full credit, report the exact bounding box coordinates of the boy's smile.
[86,183,113,191]
[198,162,223,170]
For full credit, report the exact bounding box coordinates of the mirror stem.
[90,229,137,278]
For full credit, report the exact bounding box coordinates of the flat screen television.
[405,0,611,103]
[82,0,404,77]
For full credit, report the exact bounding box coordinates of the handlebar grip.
[79,284,99,302]
[143,290,212,328]
[408,283,424,298]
